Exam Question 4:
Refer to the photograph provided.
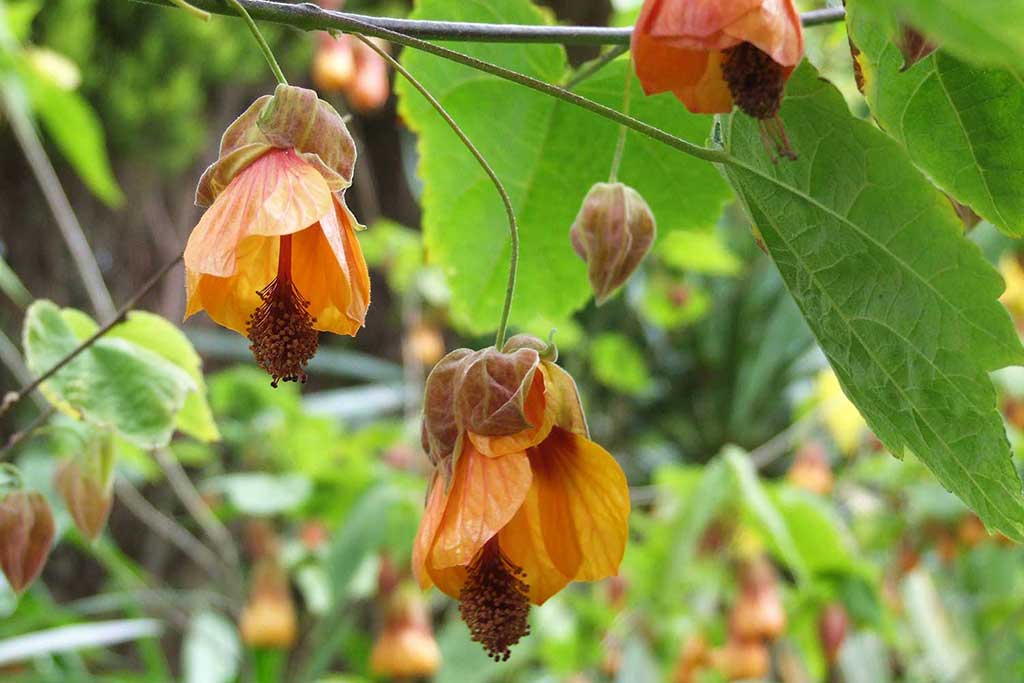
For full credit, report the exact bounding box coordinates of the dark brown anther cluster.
[459,539,531,662]
[247,274,318,388]
[721,42,797,162]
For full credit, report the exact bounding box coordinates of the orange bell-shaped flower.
[184,84,370,386]
[413,335,630,660]
[632,0,804,159]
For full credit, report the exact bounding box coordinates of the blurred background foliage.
[1,0,1024,681]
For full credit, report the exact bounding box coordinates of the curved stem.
[608,59,633,183]
[167,0,210,21]
[223,0,287,85]
[353,36,519,348]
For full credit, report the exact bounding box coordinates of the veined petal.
[184,149,333,278]
[291,197,370,336]
[426,563,468,600]
[468,373,553,457]
[723,0,803,67]
[632,29,711,94]
[430,444,531,569]
[499,483,572,605]
[412,471,448,590]
[639,0,761,42]
[184,234,278,334]
[531,427,630,582]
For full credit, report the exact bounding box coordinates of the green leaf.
[103,312,219,442]
[24,73,124,207]
[857,0,1024,71]
[848,2,1024,235]
[658,230,741,275]
[589,332,652,396]
[772,487,856,576]
[208,473,311,517]
[720,62,1024,539]
[22,301,196,449]
[724,447,809,583]
[397,0,730,333]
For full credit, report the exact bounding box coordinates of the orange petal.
[429,444,532,569]
[291,196,371,336]
[672,49,734,114]
[412,471,448,590]
[184,148,333,278]
[426,563,467,600]
[639,0,762,42]
[499,483,572,605]
[632,29,711,94]
[531,427,630,582]
[468,372,553,458]
[723,0,804,67]
[184,234,279,334]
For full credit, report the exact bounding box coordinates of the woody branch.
[134,0,845,43]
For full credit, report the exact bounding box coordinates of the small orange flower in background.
[184,84,370,386]
[632,0,804,159]
[413,335,630,660]
[370,583,442,678]
[311,0,392,114]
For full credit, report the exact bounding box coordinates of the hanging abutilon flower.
[413,335,630,660]
[632,0,805,160]
[184,84,370,387]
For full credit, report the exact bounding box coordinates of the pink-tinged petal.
[290,197,370,336]
[639,0,762,42]
[412,471,448,590]
[184,148,333,278]
[722,0,804,67]
[184,235,279,334]
[633,27,712,94]
[430,444,532,569]
[499,482,573,605]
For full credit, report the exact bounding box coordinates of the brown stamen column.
[459,538,531,661]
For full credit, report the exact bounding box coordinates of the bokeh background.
[2,0,1024,682]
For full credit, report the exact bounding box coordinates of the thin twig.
[0,254,183,420]
[564,44,629,90]
[114,477,227,584]
[1,405,56,455]
[352,35,520,348]
[152,447,242,583]
[137,0,845,45]
[0,83,116,319]
[607,57,633,184]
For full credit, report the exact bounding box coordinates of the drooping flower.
[632,0,804,159]
[413,335,630,660]
[239,557,297,648]
[570,182,656,305]
[370,582,442,678]
[0,490,55,593]
[184,84,370,386]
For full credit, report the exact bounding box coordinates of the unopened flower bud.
[371,583,441,678]
[54,430,115,541]
[0,491,55,593]
[818,602,848,665]
[312,35,356,93]
[570,183,655,305]
[240,558,297,648]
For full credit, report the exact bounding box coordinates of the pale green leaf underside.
[397,0,729,333]
[858,0,1024,71]
[720,63,1024,539]
[848,1,1024,236]
[23,301,196,449]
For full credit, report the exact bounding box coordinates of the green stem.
[167,0,210,21]
[224,0,287,85]
[563,44,629,90]
[608,57,633,183]
[353,36,520,348]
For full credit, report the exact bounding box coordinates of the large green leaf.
[397,0,730,333]
[24,72,124,207]
[857,0,1024,71]
[848,1,1024,236]
[719,62,1024,539]
[22,300,196,449]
